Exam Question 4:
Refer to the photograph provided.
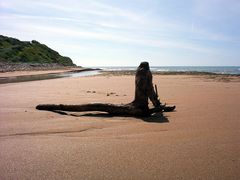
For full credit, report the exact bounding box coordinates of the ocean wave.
[98,66,240,75]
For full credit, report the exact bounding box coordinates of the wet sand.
[0,74,239,179]
[0,68,100,84]
[0,67,89,78]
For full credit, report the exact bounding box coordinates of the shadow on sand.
[51,110,169,123]
[0,111,170,138]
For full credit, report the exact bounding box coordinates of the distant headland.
[0,35,77,72]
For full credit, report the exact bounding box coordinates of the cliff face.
[0,35,75,66]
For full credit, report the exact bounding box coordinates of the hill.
[0,35,75,66]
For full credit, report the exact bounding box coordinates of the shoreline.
[100,70,240,83]
[2,68,240,77]
[101,70,240,76]
[0,68,100,84]
[0,69,240,84]
[0,67,100,78]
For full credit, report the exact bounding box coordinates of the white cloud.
[1,17,215,54]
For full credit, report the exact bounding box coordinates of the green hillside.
[0,35,75,66]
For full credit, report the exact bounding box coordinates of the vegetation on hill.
[0,35,75,66]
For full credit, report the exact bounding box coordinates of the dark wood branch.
[36,103,175,116]
[36,103,144,116]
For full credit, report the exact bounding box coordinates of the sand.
[0,67,83,78]
[0,73,239,179]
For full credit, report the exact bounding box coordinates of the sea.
[97,66,240,75]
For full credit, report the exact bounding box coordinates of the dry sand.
[0,73,239,179]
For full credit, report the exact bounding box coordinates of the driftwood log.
[36,62,175,117]
[36,103,166,117]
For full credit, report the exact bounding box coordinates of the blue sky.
[1,0,240,66]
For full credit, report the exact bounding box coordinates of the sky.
[1,0,240,66]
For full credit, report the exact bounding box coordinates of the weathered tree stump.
[36,62,175,117]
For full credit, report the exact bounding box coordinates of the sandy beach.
[0,72,239,179]
[0,67,86,78]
